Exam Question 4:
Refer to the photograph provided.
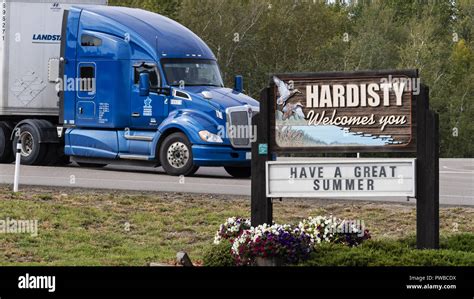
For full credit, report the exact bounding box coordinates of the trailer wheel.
[0,122,15,163]
[12,124,47,165]
[224,166,251,178]
[160,132,199,176]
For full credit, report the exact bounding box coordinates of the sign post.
[251,70,439,249]
[251,88,272,226]
[416,85,439,249]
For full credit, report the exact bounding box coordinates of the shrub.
[440,233,474,252]
[398,249,474,266]
[204,234,474,267]
[299,235,474,266]
[203,241,235,267]
[300,243,385,266]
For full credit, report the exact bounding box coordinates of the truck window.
[134,64,159,89]
[79,66,95,92]
[81,34,102,47]
[161,58,223,87]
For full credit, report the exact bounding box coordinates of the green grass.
[0,187,249,266]
[0,185,473,266]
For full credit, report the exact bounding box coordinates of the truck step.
[118,154,152,161]
[123,135,153,142]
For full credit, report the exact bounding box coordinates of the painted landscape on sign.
[275,125,399,148]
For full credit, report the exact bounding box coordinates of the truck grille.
[227,106,259,148]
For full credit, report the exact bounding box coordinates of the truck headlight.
[199,130,223,143]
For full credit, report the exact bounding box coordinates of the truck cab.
[60,6,259,177]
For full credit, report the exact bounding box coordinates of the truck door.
[130,63,168,129]
[76,62,97,121]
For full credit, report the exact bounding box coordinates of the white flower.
[213,232,222,245]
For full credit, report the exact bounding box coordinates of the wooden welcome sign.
[269,71,417,153]
[251,70,440,249]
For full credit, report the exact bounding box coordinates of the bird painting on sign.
[274,77,306,122]
[282,102,305,120]
[274,76,301,106]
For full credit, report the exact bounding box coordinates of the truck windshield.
[162,59,224,87]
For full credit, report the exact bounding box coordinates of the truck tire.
[12,123,48,165]
[160,132,199,176]
[0,122,15,163]
[224,166,251,178]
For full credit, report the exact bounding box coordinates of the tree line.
[109,0,473,158]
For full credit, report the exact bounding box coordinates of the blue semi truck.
[0,1,259,178]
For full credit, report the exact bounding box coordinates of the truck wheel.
[0,122,14,163]
[160,132,199,176]
[224,166,251,178]
[12,124,47,165]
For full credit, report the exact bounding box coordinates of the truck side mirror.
[234,75,243,93]
[139,72,150,97]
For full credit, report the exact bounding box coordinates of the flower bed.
[231,224,312,265]
[299,216,371,247]
[213,217,251,245]
[212,216,371,266]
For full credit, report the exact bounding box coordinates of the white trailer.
[0,0,106,164]
[0,0,107,116]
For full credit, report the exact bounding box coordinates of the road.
[0,159,472,206]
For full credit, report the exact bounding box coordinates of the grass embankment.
[0,185,473,266]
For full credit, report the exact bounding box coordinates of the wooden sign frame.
[269,70,418,154]
[251,69,439,250]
